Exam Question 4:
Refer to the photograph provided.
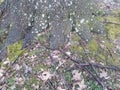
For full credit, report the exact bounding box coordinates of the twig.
[102,21,120,25]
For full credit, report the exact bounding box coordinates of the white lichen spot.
[35,31,38,33]
[42,14,45,18]
[49,5,52,8]
[67,1,73,6]
[86,39,88,42]
[54,0,57,2]
[35,5,38,9]
[45,20,47,23]
[91,28,93,30]
[28,22,31,26]
[29,14,32,18]
[23,13,27,16]
[36,2,39,6]
[86,20,89,23]
[42,22,45,26]
[32,31,35,33]
[20,3,22,6]
[98,29,100,32]
[44,0,47,3]
[75,28,79,32]
[91,18,93,21]
[80,18,85,23]
[79,32,81,35]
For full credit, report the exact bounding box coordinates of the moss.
[28,76,38,85]
[7,41,25,62]
[104,40,114,49]
[70,33,83,54]
[38,34,47,43]
[28,50,40,56]
[64,71,72,83]
[33,64,48,72]
[97,54,106,62]
[88,39,98,52]
[103,11,120,40]
[105,24,120,40]
[106,53,120,66]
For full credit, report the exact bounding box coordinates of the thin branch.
[102,21,120,25]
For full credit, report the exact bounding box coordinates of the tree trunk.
[0,0,72,60]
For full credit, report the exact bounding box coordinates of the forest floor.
[0,0,120,90]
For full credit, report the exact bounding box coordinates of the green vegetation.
[7,41,25,62]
